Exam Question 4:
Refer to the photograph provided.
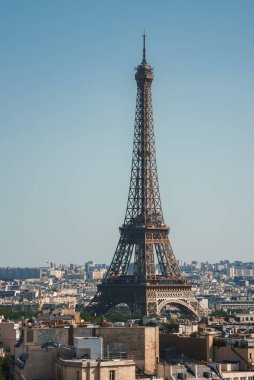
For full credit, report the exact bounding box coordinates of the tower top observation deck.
[135,33,153,81]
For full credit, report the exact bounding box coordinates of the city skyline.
[1,1,254,266]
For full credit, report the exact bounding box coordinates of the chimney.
[68,325,74,346]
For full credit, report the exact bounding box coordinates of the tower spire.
[142,31,146,63]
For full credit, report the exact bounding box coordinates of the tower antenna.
[143,31,146,63]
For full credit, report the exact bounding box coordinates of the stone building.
[12,334,136,380]
[157,363,221,380]
[214,339,254,371]
[11,325,159,379]
[15,325,158,375]
[160,332,214,362]
[12,342,58,380]
[0,320,20,355]
[94,326,159,375]
[56,357,136,380]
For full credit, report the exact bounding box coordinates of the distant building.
[235,312,254,323]
[0,267,41,281]
[197,297,209,310]
[64,273,85,280]
[216,300,254,311]
[48,269,63,278]
[42,296,77,307]
[91,269,107,281]
[229,267,254,278]
[0,290,16,298]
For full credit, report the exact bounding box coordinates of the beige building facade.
[95,326,159,375]
[0,321,20,355]
[56,357,136,380]
[12,325,159,379]
[214,344,254,371]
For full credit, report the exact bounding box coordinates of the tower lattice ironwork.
[86,36,205,318]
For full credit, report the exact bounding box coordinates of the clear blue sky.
[1,0,254,266]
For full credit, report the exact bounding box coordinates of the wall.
[95,326,159,375]
[18,346,57,380]
[24,327,69,346]
[20,326,159,375]
[160,333,214,362]
[157,362,173,380]
[214,346,254,370]
[145,326,159,374]
[74,337,103,359]
[56,359,136,380]
[0,322,20,354]
[222,370,254,380]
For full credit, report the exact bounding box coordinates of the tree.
[0,308,36,320]
[0,356,12,380]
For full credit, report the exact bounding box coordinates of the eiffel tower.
[86,36,204,318]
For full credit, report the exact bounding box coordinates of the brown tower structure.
[86,36,204,318]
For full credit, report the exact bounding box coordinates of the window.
[109,370,116,380]
[76,371,80,380]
